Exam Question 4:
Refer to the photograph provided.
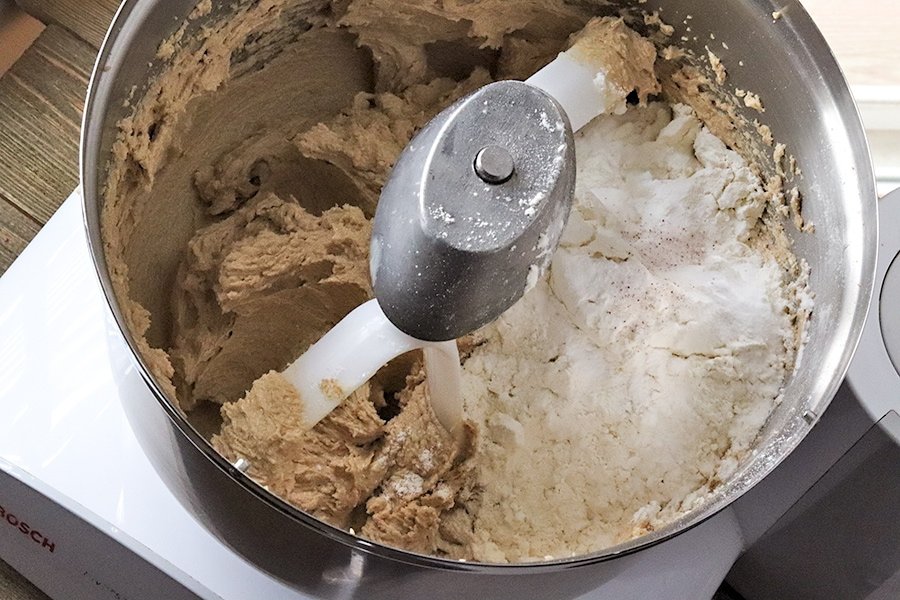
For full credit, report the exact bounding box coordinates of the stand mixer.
[0,0,892,598]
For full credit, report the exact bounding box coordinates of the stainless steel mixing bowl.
[80,0,877,597]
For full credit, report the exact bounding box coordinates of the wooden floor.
[0,0,119,275]
[0,0,896,598]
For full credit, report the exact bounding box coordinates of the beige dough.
[169,194,371,409]
[212,368,476,555]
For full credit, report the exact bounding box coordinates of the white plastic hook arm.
[527,52,613,132]
[527,37,625,131]
[281,299,462,436]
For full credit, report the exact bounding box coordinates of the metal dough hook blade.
[370,79,576,341]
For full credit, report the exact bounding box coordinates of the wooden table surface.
[0,1,896,598]
[0,0,118,275]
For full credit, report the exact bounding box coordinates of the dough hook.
[281,41,620,435]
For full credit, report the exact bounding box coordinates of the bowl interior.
[81,0,877,565]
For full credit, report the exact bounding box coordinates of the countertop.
[0,0,897,598]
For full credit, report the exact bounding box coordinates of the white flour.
[461,102,794,562]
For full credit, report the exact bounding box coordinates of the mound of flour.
[462,103,793,562]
